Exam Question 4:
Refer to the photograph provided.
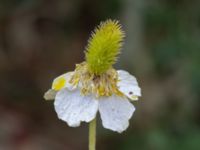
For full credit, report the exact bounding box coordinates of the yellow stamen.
[70,62,123,97]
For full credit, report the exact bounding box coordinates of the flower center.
[69,62,123,97]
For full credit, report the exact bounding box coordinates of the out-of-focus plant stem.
[89,118,96,150]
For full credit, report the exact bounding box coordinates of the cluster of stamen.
[69,62,123,97]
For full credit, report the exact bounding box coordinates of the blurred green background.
[0,0,200,150]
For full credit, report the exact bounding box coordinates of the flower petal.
[44,89,57,100]
[52,71,74,91]
[117,70,141,100]
[54,88,98,127]
[98,95,135,133]
[44,72,75,100]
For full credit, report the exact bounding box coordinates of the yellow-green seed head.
[85,20,125,75]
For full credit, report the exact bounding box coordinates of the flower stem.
[89,118,96,150]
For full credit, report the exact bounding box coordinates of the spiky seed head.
[85,20,125,75]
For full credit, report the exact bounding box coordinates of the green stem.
[89,118,96,150]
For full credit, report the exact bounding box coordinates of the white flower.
[44,20,142,134]
[44,69,141,133]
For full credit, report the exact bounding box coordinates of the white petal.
[52,71,75,91]
[44,89,57,100]
[54,88,98,127]
[117,70,141,100]
[98,95,135,133]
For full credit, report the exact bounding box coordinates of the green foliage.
[112,127,200,150]
[85,20,124,75]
